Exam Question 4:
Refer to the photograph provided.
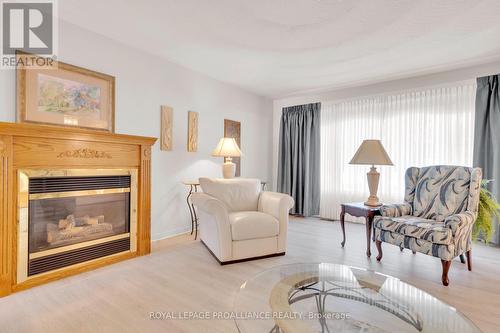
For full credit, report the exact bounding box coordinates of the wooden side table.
[340,203,381,257]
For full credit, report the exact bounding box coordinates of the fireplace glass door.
[29,191,130,253]
[17,171,137,282]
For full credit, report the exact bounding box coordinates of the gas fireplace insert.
[17,169,138,282]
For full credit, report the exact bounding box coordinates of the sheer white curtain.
[320,82,476,221]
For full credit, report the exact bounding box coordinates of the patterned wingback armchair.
[373,165,482,286]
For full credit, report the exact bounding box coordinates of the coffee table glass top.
[234,263,481,333]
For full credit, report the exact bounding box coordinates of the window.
[320,82,476,220]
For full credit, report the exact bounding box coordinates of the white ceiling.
[58,0,500,98]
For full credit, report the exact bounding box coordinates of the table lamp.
[212,138,242,179]
[349,139,393,206]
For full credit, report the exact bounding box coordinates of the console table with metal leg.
[182,181,200,239]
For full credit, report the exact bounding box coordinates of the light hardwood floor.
[0,218,499,333]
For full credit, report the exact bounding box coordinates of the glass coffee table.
[234,263,481,333]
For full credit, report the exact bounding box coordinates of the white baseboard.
[152,226,191,242]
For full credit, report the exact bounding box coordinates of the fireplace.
[17,169,138,282]
[0,122,155,297]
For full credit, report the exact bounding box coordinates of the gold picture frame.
[16,52,115,132]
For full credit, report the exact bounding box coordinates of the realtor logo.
[2,1,53,54]
[1,0,57,68]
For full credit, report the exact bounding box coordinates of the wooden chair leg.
[375,240,383,261]
[466,250,472,271]
[441,260,451,286]
[459,254,465,264]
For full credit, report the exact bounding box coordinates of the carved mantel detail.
[57,148,112,159]
[142,146,151,159]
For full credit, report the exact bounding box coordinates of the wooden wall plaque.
[187,111,198,152]
[224,119,241,176]
[160,106,173,151]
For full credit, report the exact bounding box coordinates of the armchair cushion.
[229,211,279,241]
[380,203,412,217]
[374,216,452,245]
[376,229,456,261]
[199,178,261,212]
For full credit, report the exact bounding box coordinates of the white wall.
[272,61,500,190]
[0,21,273,240]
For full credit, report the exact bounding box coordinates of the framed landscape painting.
[17,54,115,132]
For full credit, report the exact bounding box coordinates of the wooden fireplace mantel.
[0,122,157,296]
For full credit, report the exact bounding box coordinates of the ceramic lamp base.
[364,196,382,207]
[222,160,236,179]
[364,166,382,207]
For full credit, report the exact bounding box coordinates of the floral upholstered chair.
[374,165,482,286]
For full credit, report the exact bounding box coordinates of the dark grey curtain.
[473,74,500,244]
[277,102,321,216]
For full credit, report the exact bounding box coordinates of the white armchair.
[191,178,294,264]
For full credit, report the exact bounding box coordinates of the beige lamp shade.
[349,140,393,166]
[212,138,242,157]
